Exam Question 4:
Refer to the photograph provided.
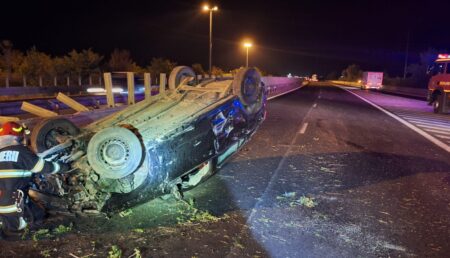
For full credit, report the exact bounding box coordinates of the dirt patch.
[0,198,267,258]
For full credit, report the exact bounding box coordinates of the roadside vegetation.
[0,40,214,87]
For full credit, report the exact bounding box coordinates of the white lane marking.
[313,103,318,108]
[227,101,316,256]
[299,123,309,134]
[404,118,450,127]
[435,134,450,140]
[400,116,450,125]
[422,128,450,135]
[341,87,450,153]
[241,103,315,228]
[414,124,450,133]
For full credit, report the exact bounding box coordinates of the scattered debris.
[119,209,133,218]
[40,249,51,258]
[282,192,296,198]
[108,245,122,258]
[32,229,51,241]
[128,248,142,258]
[297,196,317,208]
[54,223,73,234]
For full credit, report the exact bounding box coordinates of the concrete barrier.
[263,77,306,99]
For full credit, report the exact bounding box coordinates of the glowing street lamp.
[243,41,253,67]
[202,4,219,75]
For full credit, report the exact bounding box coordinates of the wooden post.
[5,77,9,88]
[39,76,43,87]
[144,73,152,100]
[23,75,27,87]
[56,92,89,112]
[54,76,57,86]
[103,73,115,108]
[21,102,58,118]
[0,116,19,123]
[159,73,166,95]
[89,75,92,86]
[99,75,102,86]
[127,72,135,105]
[78,75,82,86]
[66,76,70,86]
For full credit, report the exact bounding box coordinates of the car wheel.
[232,67,264,115]
[433,94,444,114]
[31,118,80,153]
[169,66,196,89]
[87,126,144,179]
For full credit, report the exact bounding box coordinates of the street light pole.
[209,9,213,75]
[203,5,218,76]
[246,47,249,67]
[243,42,253,68]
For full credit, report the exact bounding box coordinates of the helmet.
[0,122,25,137]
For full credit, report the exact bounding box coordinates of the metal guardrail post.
[21,101,58,118]
[159,73,166,95]
[56,92,89,112]
[103,73,115,108]
[144,73,152,100]
[127,72,135,105]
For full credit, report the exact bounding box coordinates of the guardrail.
[1,74,306,121]
[328,80,427,100]
[329,80,362,87]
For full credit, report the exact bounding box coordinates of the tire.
[87,126,144,179]
[31,118,80,153]
[232,67,264,115]
[168,66,196,89]
[433,94,445,114]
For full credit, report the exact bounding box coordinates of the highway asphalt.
[189,83,450,257]
[1,83,449,257]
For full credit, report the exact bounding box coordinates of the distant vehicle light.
[438,54,449,59]
[87,87,124,93]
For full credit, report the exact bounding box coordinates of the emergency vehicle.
[428,54,450,114]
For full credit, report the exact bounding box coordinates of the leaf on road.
[297,196,317,208]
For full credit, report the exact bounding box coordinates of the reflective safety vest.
[0,143,61,214]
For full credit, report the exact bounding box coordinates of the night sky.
[1,0,450,76]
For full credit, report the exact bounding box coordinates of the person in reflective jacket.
[0,121,69,239]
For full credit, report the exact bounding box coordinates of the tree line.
[328,49,445,88]
[0,40,219,87]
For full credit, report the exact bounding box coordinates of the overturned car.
[29,67,266,214]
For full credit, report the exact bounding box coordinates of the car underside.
[28,67,267,215]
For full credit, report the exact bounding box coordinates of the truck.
[427,54,450,114]
[361,72,383,90]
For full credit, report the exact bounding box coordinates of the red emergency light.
[438,54,450,59]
